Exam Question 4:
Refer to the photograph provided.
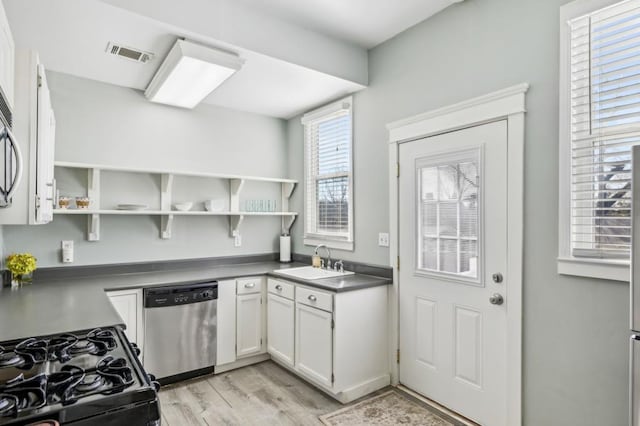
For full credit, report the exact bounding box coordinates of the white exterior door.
[295,303,333,388]
[398,120,508,425]
[236,293,263,358]
[267,293,295,366]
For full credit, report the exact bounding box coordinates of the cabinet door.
[0,2,14,108]
[295,303,333,388]
[267,293,294,367]
[35,65,55,224]
[216,280,237,365]
[236,293,263,358]
[106,289,144,353]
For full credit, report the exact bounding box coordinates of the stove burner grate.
[0,394,17,417]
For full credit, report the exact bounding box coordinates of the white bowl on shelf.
[204,199,225,212]
[173,202,193,211]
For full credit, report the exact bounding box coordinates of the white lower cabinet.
[267,293,295,367]
[266,277,390,403]
[295,302,333,387]
[236,277,266,358]
[236,292,263,357]
[105,289,144,354]
[216,279,237,365]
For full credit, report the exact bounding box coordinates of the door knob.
[492,273,503,283]
[489,293,504,305]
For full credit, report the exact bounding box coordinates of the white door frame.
[386,83,528,425]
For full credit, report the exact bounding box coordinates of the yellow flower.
[6,253,37,276]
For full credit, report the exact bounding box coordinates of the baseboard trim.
[395,384,479,426]
[214,353,270,374]
[334,374,391,404]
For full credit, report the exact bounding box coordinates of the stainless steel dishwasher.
[143,281,217,381]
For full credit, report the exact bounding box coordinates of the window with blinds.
[569,0,640,259]
[302,98,353,249]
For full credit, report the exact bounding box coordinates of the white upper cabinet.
[0,2,14,109]
[0,51,56,225]
[34,64,56,223]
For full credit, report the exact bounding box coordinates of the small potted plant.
[6,253,37,287]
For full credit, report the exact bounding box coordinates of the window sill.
[557,257,629,282]
[304,237,354,252]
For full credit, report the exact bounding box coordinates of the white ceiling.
[3,0,460,118]
[233,0,461,48]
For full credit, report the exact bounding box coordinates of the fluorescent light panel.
[145,39,244,109]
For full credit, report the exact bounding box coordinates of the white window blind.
[302,98,353,249]
[569,0,640,259]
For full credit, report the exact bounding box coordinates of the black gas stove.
[0,327,160,425]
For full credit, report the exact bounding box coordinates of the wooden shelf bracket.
[161,214,174,239]
[282,215,297,235]
[230,214,244,237]
[161,173,174,211]
[229,179,245,212]
[88,213,100,241]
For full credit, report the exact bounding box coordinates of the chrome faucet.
[314,244,332,270]
[334,259,344,273]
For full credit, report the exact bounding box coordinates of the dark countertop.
[0,261,391,342]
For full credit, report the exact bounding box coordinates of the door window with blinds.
[565,0,640,260]
[416,149,481,283]
[301,97,354,250]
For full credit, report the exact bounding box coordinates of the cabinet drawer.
[296,286,333,312]
[237,277,263,295]
[267,278,294,300]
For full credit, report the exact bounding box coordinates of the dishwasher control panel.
[144,281,218,308]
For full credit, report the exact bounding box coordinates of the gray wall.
[287,0,629,424]
[4,71,288,266]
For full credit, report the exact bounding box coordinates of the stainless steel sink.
[272,266,354,280]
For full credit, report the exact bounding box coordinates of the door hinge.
[396,162,400,178]
[37,74,42,88]
[260,297,263,305]
[260,338,263,346]
[396,256,400,270]
[331,373,335,384]
[331,319,335,329]
[396,349,400,364]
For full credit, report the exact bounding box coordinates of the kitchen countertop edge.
[0,261,391,341]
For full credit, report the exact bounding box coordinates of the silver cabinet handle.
[244,283,255,288]
[275,285,283,291]
[308,295,317,302]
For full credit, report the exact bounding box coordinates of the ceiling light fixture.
[145,39,244,109]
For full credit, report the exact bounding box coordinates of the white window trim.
[302,96,354,251]
[557,0,632,282]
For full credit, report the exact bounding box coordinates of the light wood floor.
[159,360,351,425]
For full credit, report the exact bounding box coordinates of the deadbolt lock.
[492,272,503,283]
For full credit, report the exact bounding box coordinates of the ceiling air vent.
[105,42,154,64]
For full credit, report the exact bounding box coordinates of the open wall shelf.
[53,162,298,241]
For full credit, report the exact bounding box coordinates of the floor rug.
[319,390,455,426]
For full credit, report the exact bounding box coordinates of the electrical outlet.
[378,233,389,247]
[234,233,242,247]
[61,240,74,263]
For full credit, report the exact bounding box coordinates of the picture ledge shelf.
[53,161,298,241]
